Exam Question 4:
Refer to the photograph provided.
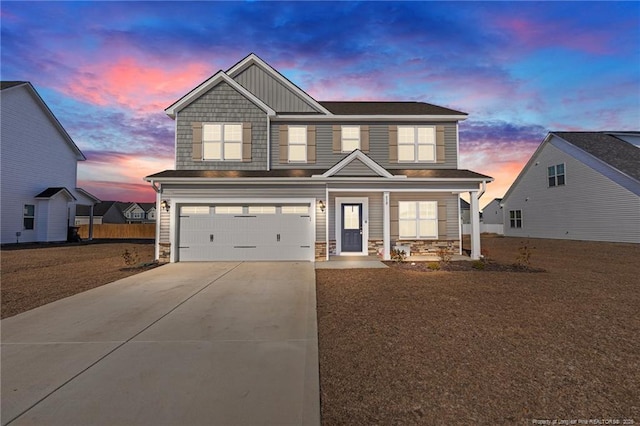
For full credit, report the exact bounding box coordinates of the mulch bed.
[316,236,640,425]
[386,260,546,273]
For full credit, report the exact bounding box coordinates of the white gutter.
[272,114,468,122]
[477,180,487,199]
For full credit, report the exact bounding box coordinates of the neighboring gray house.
[145,54,492,262]
[502,131,640,243]
[1,81,99,244]
[75,201,127,225]
[459,199,471,224]
[482,198,503,225]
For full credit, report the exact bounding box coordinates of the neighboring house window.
[288,125,307,163]
[203,123,242,161]
[397,126,436,162]
[398,201,438,239]
[23,204,35,230]
[341,125,360,152]
[509,210,522,228]
[548,163,565,187]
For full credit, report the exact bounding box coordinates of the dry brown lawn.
[317,236,640,425]
[1,242,155,319]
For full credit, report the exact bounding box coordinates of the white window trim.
[397,126,436,163]
[509,209,523,228]
[288,125,307,163]
[341,125,361,152]
[202,123,243,161]
[398,201,438,239]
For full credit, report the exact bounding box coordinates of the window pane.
[289,126,306,144]
[224,124,242,141]
[24,218,34,230]
[342,139,360,152]
[548,166,555,177]
[342,126,360,139]
[289,145,306,162]
[203,142,221,160]
[419,220,437,238]
[515,210,522,219]
[224,142,242,160]
[24,204,35,216]
[343,205,360,229]
[418,202,436,219]
[398,145,415,162]
[248,206,276,214]
[181,206,210,215]
[399,202,417,219]
[282,205,309,214]
[549,176,556,187]
[417,127,435,144]
[398,127,414,144]
[418,145,435,161]
[215,206,243,214]
[557,175,565,186]
[556,163,564,174]
[399,220,417,238]
[203,124,221,141]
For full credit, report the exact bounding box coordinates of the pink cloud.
[55,57,212,113]
[77,179,157,203]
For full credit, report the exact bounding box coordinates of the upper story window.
[288,125,307,163]
[23,204,35,230]
[509,210,522,228]
[398,201,438,239]
[203,123,242,161]
[397,126,436,162]
[548,163,565,187]
[341,125,360,152]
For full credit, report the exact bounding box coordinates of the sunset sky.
[1,1,638,208]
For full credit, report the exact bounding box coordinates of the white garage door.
[178,204,313,261]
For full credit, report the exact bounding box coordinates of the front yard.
[317,236,639,424]
[1,241,155,319]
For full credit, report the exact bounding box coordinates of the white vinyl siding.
[398,126,436,163]
[202,123,242,161]
[288,125,307,163]
[398,201,438,238]
[341,125,360,152]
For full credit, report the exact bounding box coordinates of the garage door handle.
[210,234,214,242]
[277,234,280,242]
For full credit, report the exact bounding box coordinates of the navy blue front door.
[341,204,362,252]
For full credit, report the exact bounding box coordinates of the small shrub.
[515,242,534,268]
[122,247,140,267]
[427,262,440,271]
[472,260,486,270]
[391,248,407,263]
[436,247,452,264]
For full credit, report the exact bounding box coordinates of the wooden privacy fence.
[78,224,155,239]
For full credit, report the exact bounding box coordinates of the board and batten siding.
[503,142,640,243]
[176,81,268,171]
[270,122,458,170]
[390,193,459,242]
[160,184,326,241]
[0,85,80,243]
[233,63,320,113]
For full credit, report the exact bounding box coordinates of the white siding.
[482,199,504,225]
[0,85,80,243]
[503,142,640,243]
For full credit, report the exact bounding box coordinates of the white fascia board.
[165,71,276,118]
[321,150,393,178]
[272,114,467,122]
[226,53,332,115]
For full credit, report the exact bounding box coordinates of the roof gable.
[34,187,76,201]
[320,150,394,178]
[1,82,86,160]
[227,53,330,115]
[164,71,276,118]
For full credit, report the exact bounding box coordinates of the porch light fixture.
[161,200,170,212]
[318,200,326,212]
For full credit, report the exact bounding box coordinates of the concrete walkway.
[1,262,319,426]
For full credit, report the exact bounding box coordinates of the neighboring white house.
[502,131,640,243]
[482,198,503,225]
[0,81,99,243]
[122,202,146,223]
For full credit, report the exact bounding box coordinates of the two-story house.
[145,54,492,262]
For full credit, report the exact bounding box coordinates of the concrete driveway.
[1,262,319,425]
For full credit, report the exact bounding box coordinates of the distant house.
[1,81,99,244]
[75,201,127,225]
[140,203,156,222]
[502,131,640,243]
[459,199,470,224]
[482,198,503,225]
[122,203,146,223]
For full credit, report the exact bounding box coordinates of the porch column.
[88,203,94,241]
[383,192,390,260]
[469,191,480,259]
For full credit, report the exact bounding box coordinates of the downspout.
[266,115,271,171]
[149,179,161,261]
[477,180,486,199]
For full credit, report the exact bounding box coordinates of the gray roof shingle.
[554,132,640,181]
[1,81,27,90]
[318,101,467,116]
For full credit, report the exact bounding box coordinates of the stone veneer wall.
[315,242,326,261]
[394,239,459,256]
[159,242,171,263]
